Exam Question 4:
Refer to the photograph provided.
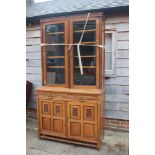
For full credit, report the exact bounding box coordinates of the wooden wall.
[26,12,129,120]
[104,12,129,120]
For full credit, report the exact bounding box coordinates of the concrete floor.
[26,118,129,155]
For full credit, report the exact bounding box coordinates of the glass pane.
[73,21,96,31]
[74,68,96,85]
[73,32,96,43]
[46,24,64,33]
[46,45,64,56]
[74,57,96,66]
[72,20,96,86]
[45,23,65,85]
[45,24,64,44]
[73,20,96,43]
[46,58,64,66]
[105,52,112,70]
[73,46,96,86]
[47,68,65,84]
[105,33,112,51]
[45,33,64,44]
[73,46,96,56]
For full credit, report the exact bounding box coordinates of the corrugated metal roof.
[27,0,129,18]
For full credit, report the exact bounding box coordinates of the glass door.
[70,19,100,88]
[42,20,68,87]
[41,13,103,88]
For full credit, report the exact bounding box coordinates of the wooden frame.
[105,30,116,76]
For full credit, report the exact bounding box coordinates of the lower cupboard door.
[67,101,98,142]
[51,101,66,137]
[40,100,66,137]
[39,99,52,132]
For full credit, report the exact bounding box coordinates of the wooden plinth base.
[40,133,101,150]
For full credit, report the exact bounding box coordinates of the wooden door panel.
[68,101,81,120]
[53,119,63,133]
[83,123,95,138]
[41,101,51,115]
[70,122,81,136]
[42,117,51,130]
[71,105,81,120]
[53,103,63,117]
[83,106,95,121]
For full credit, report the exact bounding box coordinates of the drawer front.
[37,92,66,101]
[66,94,78,102]
[52,94,66,101]
[78,96,97,102]
[37,92,50,100]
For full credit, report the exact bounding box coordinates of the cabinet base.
[39,133,101,149]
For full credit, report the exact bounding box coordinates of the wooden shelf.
[47,56,65,59]
[74,29,96,33]
[74,55,96,58]
[47,32,64,35]
[47,66,65,68]
[74,66,96,68]
[74,41,96,44]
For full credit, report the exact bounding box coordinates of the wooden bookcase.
[36,12,105,149]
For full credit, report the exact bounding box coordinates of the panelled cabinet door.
[82,102,97,141]
[67,100,98,142]
[39,100,52,131]
[39,98,66,137]
[51,101,66,136]
[68,101,82,138]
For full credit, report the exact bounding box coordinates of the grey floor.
[26,118,129,155]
